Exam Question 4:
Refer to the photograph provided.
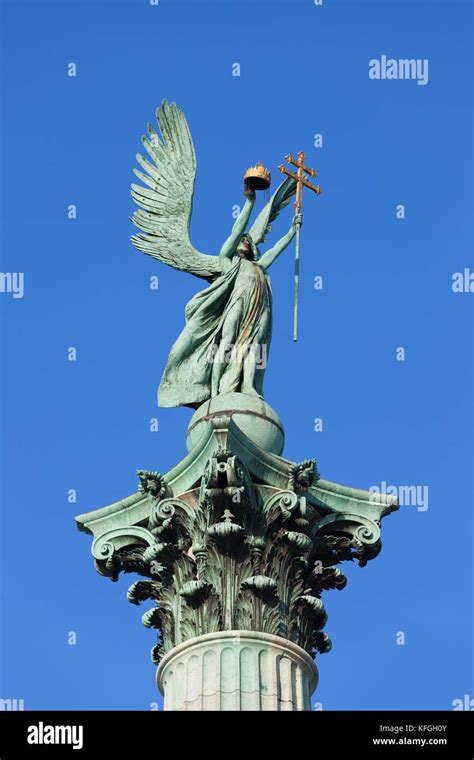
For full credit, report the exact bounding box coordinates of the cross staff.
[279,151,321,342]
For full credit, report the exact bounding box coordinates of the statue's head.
[236,233,259,261]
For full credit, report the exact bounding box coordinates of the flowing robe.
[158,257,272,408]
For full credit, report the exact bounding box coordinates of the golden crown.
[244,161,271,191]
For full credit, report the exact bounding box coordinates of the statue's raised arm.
[219,190,256,261]
[131,100,221,281]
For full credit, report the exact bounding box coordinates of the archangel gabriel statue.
[131,100,300,409]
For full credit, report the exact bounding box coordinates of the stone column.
[157,630,318,711]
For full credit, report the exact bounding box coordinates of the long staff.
[279,152,321,342]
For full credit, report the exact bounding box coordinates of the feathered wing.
[131,100,221,281]
[248,177,297,245]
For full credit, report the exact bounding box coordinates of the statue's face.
[237,238,252,259]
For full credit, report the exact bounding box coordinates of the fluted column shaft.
[157,631,318,711]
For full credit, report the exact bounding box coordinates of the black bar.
[0,710,472,757]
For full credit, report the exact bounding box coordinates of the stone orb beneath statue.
[186,393,284,456]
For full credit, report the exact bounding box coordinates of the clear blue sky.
[0,0,472,710]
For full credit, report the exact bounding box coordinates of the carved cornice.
[76,417,397,539]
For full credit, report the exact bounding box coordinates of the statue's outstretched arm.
[257,214,301,271]
[219,191,256,259]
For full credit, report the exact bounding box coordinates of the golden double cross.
[279,151,321,341]
[279,151,321,213]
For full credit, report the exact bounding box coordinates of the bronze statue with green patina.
[131,100,300,409]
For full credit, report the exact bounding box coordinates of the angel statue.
[131,100,299,409]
